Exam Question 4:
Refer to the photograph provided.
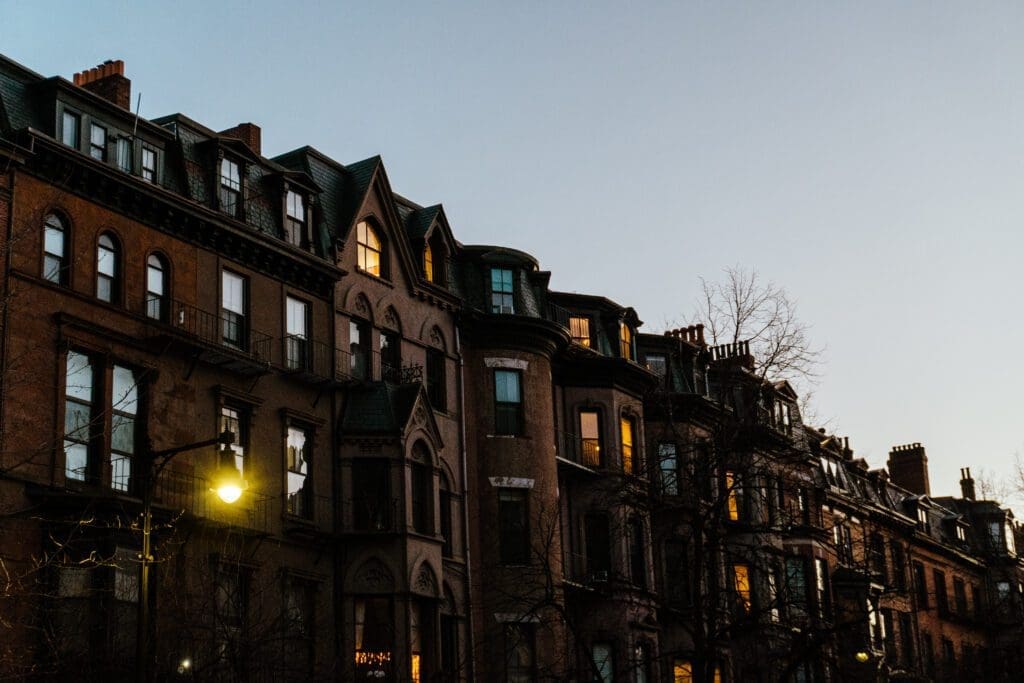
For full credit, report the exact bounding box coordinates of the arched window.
[411,442,434,535]
[423,243,434,282]
[43,214,68,285]
[146,254,168,321]
[619,322,634,360]
[96,233,120,303]
[439,471,454,557]
[357,221,383,277]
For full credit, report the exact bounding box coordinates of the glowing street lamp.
[137,430,242,682]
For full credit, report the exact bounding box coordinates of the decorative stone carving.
[353,558,394,592]
[383,306,399,330]
[414,565,437,596]
[429,326,443,349]
[354,295,370,317]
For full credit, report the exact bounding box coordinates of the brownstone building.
[2,53,1024,683]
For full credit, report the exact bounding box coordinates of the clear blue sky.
[5,1,1024,497]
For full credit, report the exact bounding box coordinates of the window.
[620,417,635,474]
[814,558,830,618]
[633,641,651,683]
[89,123,106,161]
[109,365,137,492]
[891,542,907,589]
[995,580,1012,615]
[934,569,949,614]
[116,137,133,173]
[440,612,458,680]
[423,244,434,282]
[61,110,80,148]
[900,612,915,667]
[354,597,394,680]
[494,370,522,436]
[733,562,752,613]
[410,600,435,683]
[221,271,247,349]
[786,557,808,619]
[664,539,691,606]
[673,660,693,683]
[504,623,535,683]
[63,351,93,481]
[585,513,611,579]
[96,233,119,303]
[219,158,241,216]
[352,459,391,531]
[628,517,646,589]
[356,221,383,276]
[220,404,247,475]
[869,534,887,583]
[145,254,168,321]
[922,630,935,678]
[725,471,743,522]
[285,297,309,370]
[43,214,68,285]
[954,577,967,615]
[426,349,446,410]
[498,489,529,565]
[767,566,781,622]
[380,330,401,382]
[63,352,138,491]
[619,322,633,360]
[659,443,678,495]
[283,577,315,678]
[916,505,930,532]
[579,410,602,468]
[440,473,454,557]
[215,566,248,670]
[834,523,853,565]
[490,268,514,314]
[913,561,928,607]
[645,353,667,378]
[569,316,591,347]
[411,461,433,535]
[349,320,370,380]
[955,524,967,543]
[285,190,305,246]
[141,146,156,182]
[591,642,614,683]
[868,595,885,649]
[285,425,311,518]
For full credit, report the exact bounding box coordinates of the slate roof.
[341,382,422,435]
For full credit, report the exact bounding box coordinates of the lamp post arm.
[149,430,235,479]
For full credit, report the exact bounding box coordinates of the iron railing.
[557,431,604,469]
[156,298,272,363]
[152,468,272,534]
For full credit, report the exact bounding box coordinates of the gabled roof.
[341,382,422,435]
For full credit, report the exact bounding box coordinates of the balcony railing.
[282,492,334,533]
[335,346,423,385]
[558,431,604,469]
[545,302,572,329]
[146,298,273,366]
[350,498,401,533]
[153,468,272,534]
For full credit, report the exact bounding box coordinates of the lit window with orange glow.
[726,471,740,521]
[620,417,635,475]
[673,660,693,683]
[733,563,751,612]
[423,244,434,282]
[357,221,383,276]
[570,316,591,347]
[619,322,633,359]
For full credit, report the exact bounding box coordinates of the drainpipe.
[456,325,476,682]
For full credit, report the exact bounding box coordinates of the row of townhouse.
[0,55,1022,683]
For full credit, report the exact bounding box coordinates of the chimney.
[708,340,755,371]
[960,467,976,501]
[887,442,931,496]
[219,123,261,156]
[73,60,131,110]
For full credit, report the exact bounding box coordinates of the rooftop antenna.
[132,92,142,138]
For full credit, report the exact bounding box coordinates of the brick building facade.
[1,54,1023,682]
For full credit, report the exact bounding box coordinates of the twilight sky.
[4,1,1024,498]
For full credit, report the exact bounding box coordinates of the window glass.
[221,271,246,348]
[285,297,309,370]
[116,138,133,172]
[504,623,535,683]
[411,461,432,534]
[579,410,601,467]
[220,158,240,216]
[96,234,117,302]
[141,147,156,182]
[645,354,667,377]
[423,244,434,281]
[426,349,446,409]
[620,417,635,474]
[733,562,751,612]
[353,459,391,530]
[64,351,93,481]
[286,426,311,518]
[591,642,613,683]
[110,365,136,492]
[659,443,678,495]
[357,221,382,276]
[221,405,246,474]
[585,513,611,575]
[43,214,66,284]
[349,320,369,379]
[620,322,634,359]
[569,316,591,347]
[629,518,646,588]
[380,330,401,381]
[146,254,167,320]
[490,268,514,314]
[498,489,529,564]
[354,597,394,679]
[673,660,693,683]
[61,110,80,148]
[89,123,106,161]
[494,370,522,435]
[285,190,305,246]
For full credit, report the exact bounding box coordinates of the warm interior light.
[855,651,870,663]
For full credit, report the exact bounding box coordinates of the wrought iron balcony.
[145,298,272,372]
[152,468,272,534]
[557,431,604,469]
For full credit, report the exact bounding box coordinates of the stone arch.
[417,321,447,352]
[411,561,439,598]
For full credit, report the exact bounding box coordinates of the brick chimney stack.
[219,123,262,156]
[960,467,976,500]
[887,442,931,496]
[73,60,131,110]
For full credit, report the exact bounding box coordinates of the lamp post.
[135,429,244,683]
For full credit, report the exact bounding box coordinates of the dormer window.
[955,524,967,543]
[916,506,929,532]
[490,268,514,314]
[61,110,80,149]
[141,147,156,183]
[569,316,591,347]
[89,124,107,161]
[619,323,634,360]
[219,158,241,216]
[285,190,305,246]
[116,138,133,173]
[356,221,383,277]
